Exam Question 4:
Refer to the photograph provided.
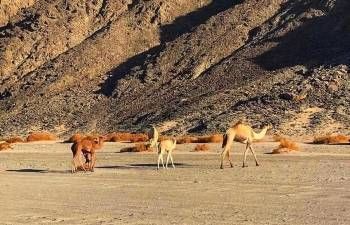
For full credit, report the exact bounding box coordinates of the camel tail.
[222,134,228,148]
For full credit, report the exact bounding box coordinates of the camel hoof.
[242,164,248,168]
[230,164,233,168]
[256,163,260,167]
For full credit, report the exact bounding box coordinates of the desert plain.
[0,140,349,225]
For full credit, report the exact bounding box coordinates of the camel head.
[92,136,106,148]
[264,123,273,130]
[98,135,107,144]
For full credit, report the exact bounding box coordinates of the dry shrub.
[0,142,13,151]
[177,134,223,144]
[105,132,149,142]
[65,133,84,143]
[197,134,223,143]
[129,133,149,143]
[273,135,284,142]
[120,143,152,153]
[27,132,58,142]
[5,136,25,143]
[193,144,210,152]
[313,134,350,144]
[177,136,198,144]
[104,132,116,142]
[158,135,173,142]
[272,138,299,154]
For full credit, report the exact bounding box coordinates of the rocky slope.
[0,0,349,137]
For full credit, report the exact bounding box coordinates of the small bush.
[271,138,299,154]
[193,144,210,152]
[104,132,149,143]
[158,135,172,142]
[273,135,284,142]
[0,142,13,151]
[27,132,58,142]
[177,134,223,144]
[177,136,198,144]
[120,143,152,153]
[5,136,25,143]
[313,135,349,144]
[197,134,223,143]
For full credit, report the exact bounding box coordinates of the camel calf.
[71,136,104,173]
[157,138,176,170]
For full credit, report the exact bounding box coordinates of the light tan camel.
[220,121,270,169]
[148,125,159,148]
[157,138,176,170]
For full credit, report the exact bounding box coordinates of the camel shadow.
[130,163,193,168]
[305,142,350,145]
[96,163,193,170]
[6,169,71,174]
[6,169,47,173]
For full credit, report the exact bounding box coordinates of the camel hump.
[232,120,243,128]
[222,133,228,148]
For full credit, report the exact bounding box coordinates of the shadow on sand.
[6,169,72,174]
[97,163,193,170]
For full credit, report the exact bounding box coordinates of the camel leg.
[91,153,96,172]
[242,143,249,168]
[221,134,234,169]
[71,151,76,173]
[87,154,92,171]
[220,148,228,169]
[227,150,233,168]
[88,154,93,171]
[72,155,86,173]
[71,159,76,173]
[170,153,175,168]
[249,145,260,166]
[71,149,80,173]
[83,153,90,171]
[78,155,87,172]
[166,152,170,169]
[160,153,165,168]
[157,153,162,170]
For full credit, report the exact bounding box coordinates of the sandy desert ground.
[0,140,349,225]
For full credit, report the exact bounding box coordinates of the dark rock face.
[0,0,349,137]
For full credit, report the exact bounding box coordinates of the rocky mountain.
[0,0,349,137]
